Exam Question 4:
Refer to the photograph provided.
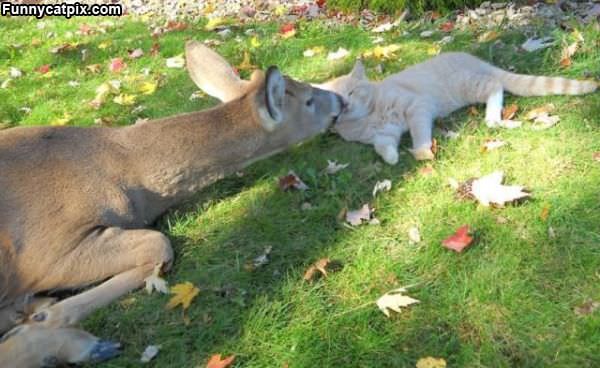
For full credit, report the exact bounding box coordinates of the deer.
[0,40,345,367]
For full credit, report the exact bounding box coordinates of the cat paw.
[409,147,435,161]
[484,117,500,128]
[380,146,399,165]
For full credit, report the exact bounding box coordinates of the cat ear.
[350,60,366,79]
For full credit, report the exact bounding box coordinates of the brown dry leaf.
[150,42,161,56]
[416,357,447,368]
[481,138,507,152]
[206,354,235,368]
[166,282,200,310]
[593,152,600,162]
[50,42,79,54]
[574,301,600,316]
[524,104,555,120]
[303,258,334,281]
[86,63,102,73]
[346,204,373,226]
[478,30,499,43]
[419,166,435,177]
[502,104,518,120]
[278,171,308,191]
[540,206,550,221]
[468,106,479,116]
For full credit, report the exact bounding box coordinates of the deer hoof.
[88,340,122,363]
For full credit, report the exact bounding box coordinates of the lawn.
[1,9,599,368]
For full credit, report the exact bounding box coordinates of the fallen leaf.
[346,204,373,226]
[98,40,112,50]
[9,67,22,78]
[559,42,578,68]
[478,30,499,43]
[416,357,447,368]
[278,171,308,191]
[408,226,421,244]
[237,51,256,71]
[50,113,71,126]
[166,55,185,68]
[420,30,435,38]
[109,58,126,73]
[524,104,555,120]
[531,114,559,130]
[303,258,331,281]
[521,37,553,52]
[205,17,226,31]
[325,160,349,174]
[251,246,272,269]
[363,44,401,60]
[574,301,600,316]
[540,206,550,221]
[376,287,419,317]
[468,106,479,116]
[502,104,518,120]
[280,23,296,38]
[442,225,473,252]
[140,345,160,363]
[166,282,200,310]
[372,179,392,197]
[86,64,102,73]
[206,354,235,368]
[166,20,188,32]
[37,64,50,74]
[427,44,441,56]
[50,42,79,54]
[548,226,556,239]
[458,171,530,207]
[372,22,393,33]
[593,152,600,162]
[113,94,136,106]
[78,23,93,35]
[138,81,157,95]
[419,166,435,176]
[250,36,261,48]
[327,47,350,61]
[439,21,454,32]
[150,42,160,56]
[303,46,325,57]
[128,48,144,59]
[481,138,507,152]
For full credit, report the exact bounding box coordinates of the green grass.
[2,13,600,368]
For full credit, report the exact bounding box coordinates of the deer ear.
[259,66,286,130]
[350,60,366,79]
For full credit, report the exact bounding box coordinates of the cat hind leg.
[374,135,400,165]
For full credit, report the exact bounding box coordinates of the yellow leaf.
[363,44,401,60]
[416,357,447,368]
[86,64,102,73]
[250,36,261,48]
[166,282,199,310]
[98,41,112,50]
[478,30,499,43]
[427,44,441,56]
[139,81,157,95]
[571,29,584,43]
[113,94,136,106]
[50,113,71,126]
[237,51,256,71]
[205,17,225,31]
[274,5,287,17]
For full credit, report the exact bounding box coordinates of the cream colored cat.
[319,52,598,164]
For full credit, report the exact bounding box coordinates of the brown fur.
[0,40,343,367]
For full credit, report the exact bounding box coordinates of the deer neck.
[124,94,268,202]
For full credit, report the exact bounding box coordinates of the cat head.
[316,60,373,122]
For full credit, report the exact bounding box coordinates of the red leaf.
[150,42,160,56]
[37,64,50,74]
[109,58,126,73]
[316,0,326,8]
[442,225,473,252]
[280,23,295,36]
[206,354,235,368]
[439,21,454,32]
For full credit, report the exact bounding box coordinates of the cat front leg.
[407,109,435,161]
[484,83,504,127]
[374,134,400,165]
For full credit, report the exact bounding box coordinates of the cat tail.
[492,68,598,96]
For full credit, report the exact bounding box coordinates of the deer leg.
[0,325,120,368]
[28,227,173,329]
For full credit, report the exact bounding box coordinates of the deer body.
[0,41,343,367]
